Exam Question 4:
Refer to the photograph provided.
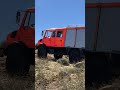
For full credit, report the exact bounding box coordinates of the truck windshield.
[24,12,35,28]
[19,11,25,25]
[45,31,52,38]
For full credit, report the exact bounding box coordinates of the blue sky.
[35,0,85,43]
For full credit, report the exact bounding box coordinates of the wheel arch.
[5,41,27,55]
[68,48,81,55]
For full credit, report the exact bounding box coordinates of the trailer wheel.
[69,49,81,63]
[38,45,47,58]
[54,54,63,59]
[6,43,30,74]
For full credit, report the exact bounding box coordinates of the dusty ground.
[0,56,35,90]
[87,79,120,90]
[35,50,120,90]
[1,50,120,90]
[35,51,85,90]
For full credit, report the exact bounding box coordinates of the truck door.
[50,31,56,47]
[19,11,35,48]
[42,31,52,46]
[54,30,64,47]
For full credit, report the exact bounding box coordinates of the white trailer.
[86,1,120,84]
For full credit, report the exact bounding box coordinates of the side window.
[51,31,56,37]
[57,31,63,38]
[24,12,35,28]
[29,12,35,28]
[24,12,30,27]
[45,31,52,38]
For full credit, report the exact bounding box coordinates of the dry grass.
[35,54,85,90]
[97,78,120,90]
[86,71,120,90]
[87,78,120,90]
[0,57,35,90]
[35,53,120,90]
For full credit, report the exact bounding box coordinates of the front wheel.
[6,43,30,74]
[37,45,47,58]
[0,49,4,57]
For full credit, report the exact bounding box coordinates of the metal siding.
[96,7,120,52]
[75,30,85,48]
[86,8,98,51]
[65,30,75,47]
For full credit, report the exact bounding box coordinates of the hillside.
[35,52,85,90]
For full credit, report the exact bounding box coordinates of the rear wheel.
[85,52,112,86]
[69,49,81,63]
[6,43,30,75]
[54,54,63,59]
[37,45,47,58]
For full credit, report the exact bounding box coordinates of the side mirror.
[16,11,21,24]
[41,31,44,36]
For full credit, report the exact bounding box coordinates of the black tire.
[0,49,4,57]
[69,49,81,63]
[85,52,112,86]
[37,45,47,58]
[54,54,63,59]
[6,43,30,74]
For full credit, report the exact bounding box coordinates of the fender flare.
[37,42,45,49]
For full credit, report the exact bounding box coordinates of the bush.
[57,58,69,66]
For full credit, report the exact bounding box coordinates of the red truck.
[86,1,120,84]
[37,26,85,63]
[4,7,35,74]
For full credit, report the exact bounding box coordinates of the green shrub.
[57,58,69,66]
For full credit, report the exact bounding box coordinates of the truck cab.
[5,8,35,74]
[6,8,35,48]
[39,28,66,48]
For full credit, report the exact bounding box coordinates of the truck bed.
[64,28,85,49]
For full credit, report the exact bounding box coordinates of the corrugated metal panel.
[65,30,75,48]
[86,8,98,51]
[96,7,120,52]
[75,30,85,48]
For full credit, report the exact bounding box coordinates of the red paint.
[6,8,35,48]
[38,27,85,48]
[86,2,120,8]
